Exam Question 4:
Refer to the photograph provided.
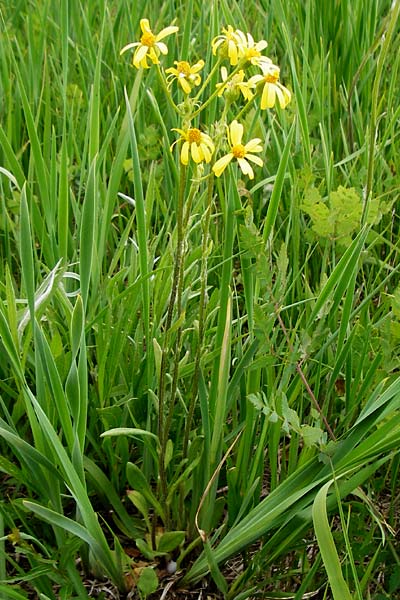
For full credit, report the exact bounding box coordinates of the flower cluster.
[211,27,291,110]
[212,26,268,66]
[120,20,292,181]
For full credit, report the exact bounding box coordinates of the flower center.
[246,48,260,59]
[188,128,201,144]
[264,72,279,84]
[140,31,156,47]
[176,61,191,76]
[232,144,246,158]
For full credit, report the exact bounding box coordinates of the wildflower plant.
[2,2,400,598]
[118,17,293,575]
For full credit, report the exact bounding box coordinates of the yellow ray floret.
[249,61,291,109]
[212,120,263,180]
[120,18,179,69]
[216,66,254,102]
[166,60,205,94]
[235,30,268,65]
[211,25,243,65]
[171,127,215,165]
[212,26,269,67]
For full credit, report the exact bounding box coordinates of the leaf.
[126,490,151,532]
[157,531,185,553]
[301,187,332,238]
[135,539,158,561]
[204,538,228,595]
[330,186,362,242]
[137,567,158,598]
[312,479,353,600]
[300,424,325,448]
[126,463,165,521]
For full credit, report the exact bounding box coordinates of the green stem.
[191,62,244,119]
[194,56,222,100]
[164,177,202,445]
[235,92,256,121]
[157,162,187,525]
[156,63,181,114]
[183,171,215,460]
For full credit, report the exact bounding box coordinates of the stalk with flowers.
[119,14,292,568]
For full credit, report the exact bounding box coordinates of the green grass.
[0,0,400,598]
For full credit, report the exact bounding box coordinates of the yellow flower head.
[171,127,215,165]
[235,30,269,65]
[216,66,254,102]
[212,120,263,180]
[249,61,291,109]
[120,18,179,69]
[166,59,205,94]
[211,25,243,66]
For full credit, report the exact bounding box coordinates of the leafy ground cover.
[0,0,400,598]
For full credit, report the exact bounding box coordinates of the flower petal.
[244,138,263,152]
[230,120,243,146]
[201,143,212,163]
[140,19,151,33]
[133,45,149,68]
[148,48,160,64]
[179,77,192,94]
[191,142,202,163]
[181,141,189,165]
[245,153,263,167]
[256,40,268,51]
[227,39,238,65]
[276,83,291,108]
[120,42,140,55]
[212,153,233,177]
[261,82,276,109]
[204,139,215,153]
[248,74,263,85]
[156,41,168,55]
[156,25,179,40]
[237,157,254,179]
[192,60,205,72]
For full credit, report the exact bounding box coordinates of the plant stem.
[157,162,187,525]
[183,171,215,460]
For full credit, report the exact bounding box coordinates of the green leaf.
[137,567,158,598]
[312,479,353,600]
[135,539,158,561]
[157,531,185,553]
[300,424,325,448]
[126,463,165,522]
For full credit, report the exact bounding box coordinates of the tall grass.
[0,0,399,598]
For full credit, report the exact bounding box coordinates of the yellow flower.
[235,31,268,65]
[120,18,179,69]
[211,25,243,66]
[171,127,215,165]
[212,120,263,179]
[249,62,291,109]
[165,60,205,94]
[216,66,254,102]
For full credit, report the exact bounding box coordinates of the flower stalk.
[157,162,187,523]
